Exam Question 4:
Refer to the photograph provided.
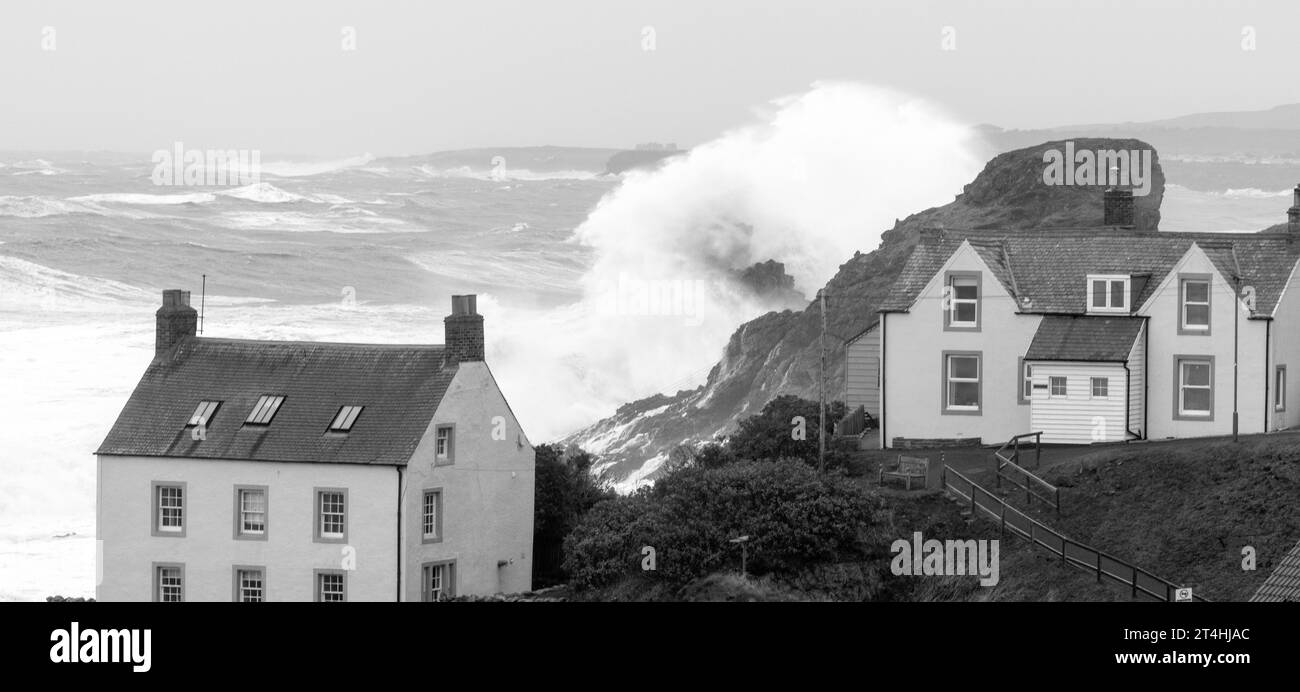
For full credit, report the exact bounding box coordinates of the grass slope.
[1030,434,1300,601]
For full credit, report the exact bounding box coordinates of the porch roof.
[1024,315,1144,362]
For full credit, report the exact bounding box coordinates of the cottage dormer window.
[1087,274,1130,313]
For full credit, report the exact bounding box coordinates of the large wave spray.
[488,82,984,442]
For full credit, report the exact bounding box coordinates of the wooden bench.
[879,454,929,490]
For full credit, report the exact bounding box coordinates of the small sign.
[1175,587,1193,602]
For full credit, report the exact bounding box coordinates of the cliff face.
[566,139,1165,488]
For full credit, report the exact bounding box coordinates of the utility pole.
[1233,273,1240,443]
[819,289,827,471]
[199,273,206,335]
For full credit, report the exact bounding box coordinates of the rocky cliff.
[566,138,1165,488]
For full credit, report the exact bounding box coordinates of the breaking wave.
[487,81,984,441]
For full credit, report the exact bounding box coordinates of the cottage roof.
[879,229,1300,317]
[96,337,456,466]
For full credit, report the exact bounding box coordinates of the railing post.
[1000,502,1006,539]
[1055,488,1061,517]
[1036,433,1042,469]
[1096,552,1103,583]
[1061,537,1066,566]
[970,483,977,514]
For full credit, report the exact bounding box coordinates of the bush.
[533,444,615,586]
[728,395,849,468]
[562,460,877,590]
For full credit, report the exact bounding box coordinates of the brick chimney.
[1288,184,1300,233]
[155,289,197,357]
[443,294,484,367]
[1104,188,1135,227]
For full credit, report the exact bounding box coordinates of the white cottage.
[96,291,535,601]
[850,187,1300,449]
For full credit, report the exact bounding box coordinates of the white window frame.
[1276,365,1287,412]
[422,489,443,543]
[315,571,346,602]
[1049,376,1067,398]
[946,274,980,329]
[1176,357,1214,418]
[1019,359,1033,404]
[234,567,264,603]
[942,352,981,413]
[1180,277,1211,333]
[422,561,456,602]
[1086,274,1130,313]
[315,489,347,542]
[434,425,455,465]
[154,563,184,602]
[1090,377,1109,398]
[153,482,185,537]
[235,486,267,539]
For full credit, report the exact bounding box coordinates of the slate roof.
[1024,316,1145,362]
[96,337,457,466]
[879,229,1300,317]
[1250,539,1300,602]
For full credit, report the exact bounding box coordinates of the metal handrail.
[994,431,1043,469]
[995,455,1061,515]
[941,465,1210,602]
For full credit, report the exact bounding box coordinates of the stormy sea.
[2,84,1296,600]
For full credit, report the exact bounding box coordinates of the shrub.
[562,460,876,589]
[533,443,615,586]
[728,395,848,468]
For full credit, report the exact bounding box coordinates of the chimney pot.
[443,294,484,367]
[1104,188,1135,228]
[1288,184,1300,234]
[155,288,197,357]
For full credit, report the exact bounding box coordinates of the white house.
[96,291,535,601]
[848,187,1300,448]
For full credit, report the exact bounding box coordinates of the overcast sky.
[2,0,1297,156]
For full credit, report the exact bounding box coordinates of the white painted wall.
[881,242,1041,446]
[1029,363,1127,444]
[401,362,535,601]
[96,456,398,602]
[1141,245,1268,439]
[1128,322,1146,436]
[1268,259,1300,431]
